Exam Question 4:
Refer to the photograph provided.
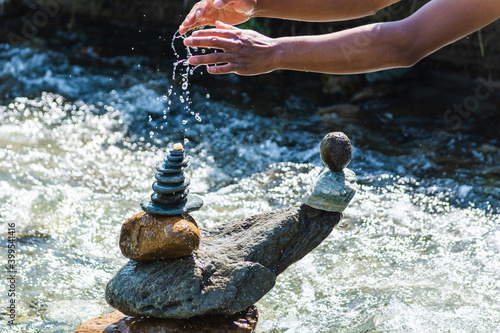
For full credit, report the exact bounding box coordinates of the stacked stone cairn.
[104,132,358,324]
[119,143,204,261]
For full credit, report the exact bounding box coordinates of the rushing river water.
[0,30,499,333]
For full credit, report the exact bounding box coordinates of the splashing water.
[149,30,207,144]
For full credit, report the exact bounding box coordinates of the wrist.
[271,37,297,71]
[270,38,284,71]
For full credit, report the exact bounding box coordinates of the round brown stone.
[119,212,200,261]
[319,132,352,171]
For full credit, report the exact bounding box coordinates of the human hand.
[184,21,280,75]
[179,0,257,35]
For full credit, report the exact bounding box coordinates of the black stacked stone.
[141,144,203,216]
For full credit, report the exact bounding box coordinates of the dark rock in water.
[75,306,258,333]
[320,132,352,171]
[106,205,341,318]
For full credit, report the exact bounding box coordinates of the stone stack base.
[74,306,259,333]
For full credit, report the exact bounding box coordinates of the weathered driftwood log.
[105,204,341,318]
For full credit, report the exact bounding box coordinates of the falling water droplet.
[182,119,188,125]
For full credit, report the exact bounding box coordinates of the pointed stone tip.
[173,143,183,151]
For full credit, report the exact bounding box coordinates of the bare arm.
[253,0,400,21]
[185,0,500,75]
[180,0,400,34]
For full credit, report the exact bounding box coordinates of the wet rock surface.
[106,205,342,318]
[119,212,201,261]
[74,306,258,333]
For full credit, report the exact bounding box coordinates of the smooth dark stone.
[168,154,184,162]
[164,158,189,168]
[170,149,185,156]
[106,205,341,318]
[156,162,184,174]
[151,192,188,206]
[155,172,185,184]
[152,179,190,194]
[140,194,203,216]
[320,132,352,172]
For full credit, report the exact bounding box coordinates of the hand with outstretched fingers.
[179,0,257,35]
[184,21,279,75]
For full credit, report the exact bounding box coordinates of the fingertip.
[215,21,232,29]
[213,0,224,9]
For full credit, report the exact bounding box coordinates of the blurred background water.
[0,25,499,333]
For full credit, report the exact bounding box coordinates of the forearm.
[272,22,409,74]
[253,0,401,21]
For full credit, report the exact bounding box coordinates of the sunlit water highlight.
[0,43,499,333]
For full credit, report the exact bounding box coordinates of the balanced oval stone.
[320,132,352,171]
[155,172,185,184]
[152,179,190,194]
[151,192,188,206]
[164,158,189,168]
[167,154,184,162]
[141,194,203,215]
[120,212,200,261]
[170,149,185,156]
[156,162,185,174]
